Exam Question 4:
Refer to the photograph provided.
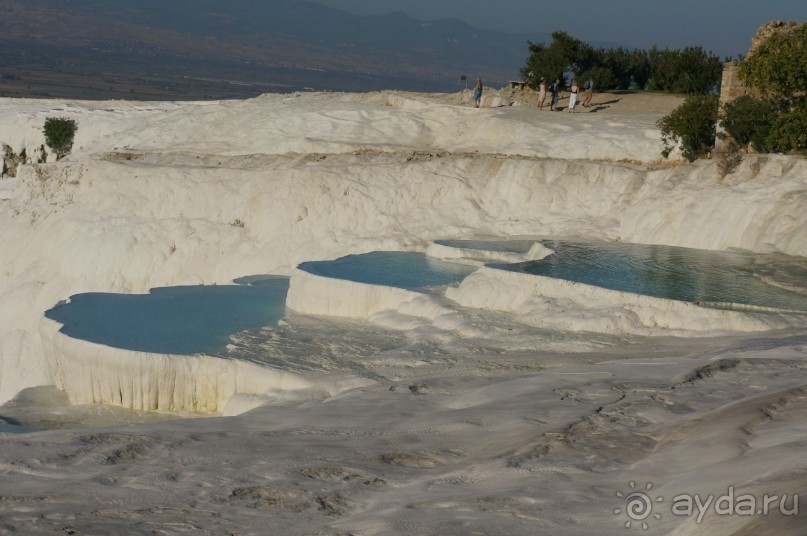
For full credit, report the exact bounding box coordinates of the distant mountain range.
[1,0,553,99]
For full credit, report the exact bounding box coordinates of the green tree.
[578,66,617,92]
[733,23,807,154]
[570,40,599,77]
[648,46,722,93]
[739,23,807,97]
[767,98,807,153]
[602,47,634,89]
[675,47,723,93]
[580,47,650,90]
[522,42,567,87]
[630,49,652,90]
[719,95,780,152]
[647,46,679,91]
[658,94,719,161]
[522,33,720,93]
[43,117,78,159]
[521,31,588,88]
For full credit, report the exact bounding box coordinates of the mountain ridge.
[1,0,548,99]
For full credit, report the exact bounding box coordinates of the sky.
[315,0,806,58]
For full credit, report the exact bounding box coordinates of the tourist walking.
[472,77,483,108]
[568,80,579,112]
[550,79,561,111]
[583,77,594,107]
[538,78,547,110]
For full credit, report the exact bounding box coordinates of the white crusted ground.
[0,90,805,535]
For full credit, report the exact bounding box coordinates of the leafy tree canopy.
[43,117,78,159]
[719,95,781,152]
[648,46,723,94]
[521,31,587,87]
[739,23,807,97]
[658,94,719,161]
[521,32,721,93]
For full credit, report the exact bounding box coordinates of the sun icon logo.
[614,481,664,530]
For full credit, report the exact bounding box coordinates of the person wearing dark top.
[550,79,561,111]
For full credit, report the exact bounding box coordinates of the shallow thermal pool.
[487,239,807,313]
[0,417,33,434]
[44,277,288,355]
[298,251,477,290]
[43,253,473,358]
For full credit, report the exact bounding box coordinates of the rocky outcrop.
[2,145,23,178]
[1,144,47,177]
[749,20,799,56]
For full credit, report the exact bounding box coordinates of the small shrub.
[43,117,78,159]
[658,94,719,161]
[766,98,807,153]
[719,95,779,152]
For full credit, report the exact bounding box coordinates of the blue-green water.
[497,240,807,312]
[0,418,33,434]
[45,278,289,355]
[299,252,476,290]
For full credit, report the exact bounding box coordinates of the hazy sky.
[315,0,805,58]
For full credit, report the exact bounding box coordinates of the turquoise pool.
[497,240,807,312]
[298,251,476,290]
[45,277,289,355]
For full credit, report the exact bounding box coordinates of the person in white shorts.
[568,80,579,112]
[538,78,547,110]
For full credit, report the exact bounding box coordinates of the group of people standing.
[470,77,593,111]
[537,77,593,112]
